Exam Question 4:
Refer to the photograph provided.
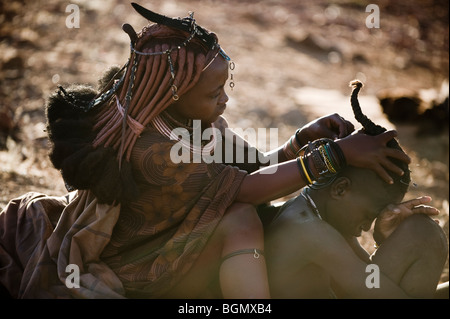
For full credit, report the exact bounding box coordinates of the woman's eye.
[211,92,220,99]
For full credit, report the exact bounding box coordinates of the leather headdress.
[130,2,217,49]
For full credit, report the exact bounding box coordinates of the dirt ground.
[1,0,449,286]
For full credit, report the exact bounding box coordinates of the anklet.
[221,248,264,264]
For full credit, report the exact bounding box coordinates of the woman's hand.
[296,113,355,146]
[336,129,411,184]
[373,196,440,245]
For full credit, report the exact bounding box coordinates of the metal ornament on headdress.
[70,2,234,116]
[129,2,234,95]
[131,2,217,48]
[56,62,128,113]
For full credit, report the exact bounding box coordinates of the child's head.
[310,81,411,237]
[315,164,408,237]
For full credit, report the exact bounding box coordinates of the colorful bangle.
[283,139,295,159]
[299,156,313,185]
[296,157,308,184]
[289,136,298,157]
[294,128,302,146]
[284,131,304,160]
[328,140,347,168]
[307,142,326,176]
[303,138,347,180]
[324,143,339,170]
[319,145,337,174]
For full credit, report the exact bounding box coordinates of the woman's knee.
[218,203,263,242]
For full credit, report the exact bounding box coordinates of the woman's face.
[166,55,229,125]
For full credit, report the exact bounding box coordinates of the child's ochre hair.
[312,80,411,201]
[349,80,411,196]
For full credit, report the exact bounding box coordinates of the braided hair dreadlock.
[350,80,410,193]
[45,67,138,205]
[310,80,411,200]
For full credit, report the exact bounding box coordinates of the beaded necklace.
[301,189,323,220]
[152,112,217,156]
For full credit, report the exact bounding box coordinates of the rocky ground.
[1,0,448,284]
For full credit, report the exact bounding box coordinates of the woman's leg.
[162,203,270,298]
[218,203,270,298]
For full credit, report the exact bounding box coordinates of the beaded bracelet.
[295,138,347,185]
[319,145,337,174]
[308,141,328,177]
[283,131,303,160]
[315,139,346,175]
[294,128,302,147]
[296,157,312,185]
[304,154,316,182]
[328,139,347,168]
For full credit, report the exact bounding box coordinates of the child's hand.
[296,113,355,146]
[336,129,411,184]
[373,196,440,245]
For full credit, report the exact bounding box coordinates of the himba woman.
[0,3,410,298]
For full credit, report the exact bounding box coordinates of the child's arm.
[373,196,440,246]
[345,236,372,264]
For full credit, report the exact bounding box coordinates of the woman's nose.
[219,91,229,105]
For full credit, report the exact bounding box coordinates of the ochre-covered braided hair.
[46,22,220,205]
[92,24,218,161]
[349,80,411,193]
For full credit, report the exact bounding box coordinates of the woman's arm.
[236,130,411,205]
[236,159,305,204]
[259,113,356,165]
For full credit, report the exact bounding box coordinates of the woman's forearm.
[257,145,290,167]
[235,159,307,205]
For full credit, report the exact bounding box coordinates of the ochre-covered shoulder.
[130,127,192,186]
[129,125,245,188]
[267,195,345,259]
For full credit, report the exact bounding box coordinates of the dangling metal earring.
[229,61,235,90]
[229,74,235,90]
